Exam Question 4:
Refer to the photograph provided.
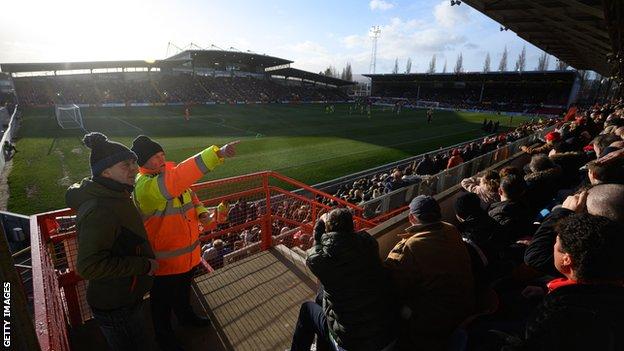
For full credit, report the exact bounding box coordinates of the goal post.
[55,104,85,130]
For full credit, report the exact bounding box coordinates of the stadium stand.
[7,0,624,349]
[2,49,353,106]
[12,73,350,106]
[365,71,577,114]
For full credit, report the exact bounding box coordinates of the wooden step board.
[193,245,318,351]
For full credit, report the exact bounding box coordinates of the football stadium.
[0,1,623,351]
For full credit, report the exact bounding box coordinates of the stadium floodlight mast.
[369,26,381,74]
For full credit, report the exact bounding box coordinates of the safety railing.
[30,209,74,351]
[359,126,556,221]
[29,171,375,350]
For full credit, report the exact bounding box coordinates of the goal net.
[55,104,85,130]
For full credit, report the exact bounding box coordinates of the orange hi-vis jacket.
[133,146,223,276]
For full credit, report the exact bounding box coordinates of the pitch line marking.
[113,117,144,132]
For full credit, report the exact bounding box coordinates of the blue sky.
[0,0,558,75]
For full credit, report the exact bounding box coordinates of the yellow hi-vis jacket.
[133,146,222,276]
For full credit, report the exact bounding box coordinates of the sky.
[0,0,560,76]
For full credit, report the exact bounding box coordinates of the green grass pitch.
[7,104,530,214]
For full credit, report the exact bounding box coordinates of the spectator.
[520,131,560,155]
[203,239,232,269]
[291,208,397,351]
[488,175,532,245]
[499,166,524,179]
[383,169,406,193]
[514,214,624,350]
[587,159,624,185]
[415,153,436,175]
[447,148,464,169]
[66,132,157,351]
[384,195,474,350]
[2,140,17,161]
[524,184,624,276]
[524,155,562,214]
[460,170,501,209]
[454,192,505,270]
[591,133,620,158]
[549,150,588,188]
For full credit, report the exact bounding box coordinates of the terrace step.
[193,245,318,351]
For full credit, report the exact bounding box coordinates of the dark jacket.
[524,166,562,214]
[514,284,624,350]
[524,207,573,277]
[488,200,533,244]
[415,157,436,175]
[384,222,475,350]
[457,214,505,262]
[66,177,155,310]
[306,230,397,351]
[549,152,588,188]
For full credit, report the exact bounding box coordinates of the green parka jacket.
[66,177,155,310]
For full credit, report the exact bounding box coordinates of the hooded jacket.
[66,177,155,310]
[488,200,532,244]
[524,166,562,214]
[549,152,588,188]
[306,230,397,351]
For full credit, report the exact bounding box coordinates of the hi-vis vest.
[133,146,223,276]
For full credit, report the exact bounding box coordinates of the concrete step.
[193,245,318,351]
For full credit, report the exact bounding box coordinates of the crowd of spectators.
[13,73,349,106]
[326,118,557,207]
[451,100,624,349]
[200,198,319,268]
[290,99,624,351]
[375,81,570,114]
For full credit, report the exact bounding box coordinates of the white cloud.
[369,0,395,11]
[341,35,362,49]
[288,41,329,55]
[433,1,472,28]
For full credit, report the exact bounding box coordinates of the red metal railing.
[30,171,376,350]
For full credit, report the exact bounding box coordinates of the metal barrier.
[30,210,73,351]
[29,171,375,349]
[360,126,556,220]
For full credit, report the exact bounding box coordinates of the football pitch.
[7,104,529,214]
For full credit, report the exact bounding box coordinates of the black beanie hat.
[454,192,484,219]
[131,135,164,166]
[82,132,137,176]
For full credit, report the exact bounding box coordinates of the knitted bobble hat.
[82,132,136,176]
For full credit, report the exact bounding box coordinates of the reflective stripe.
[154,239,201,259]
[157,174,174,200]
[143,201,195,221]
[194,154,210,174]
